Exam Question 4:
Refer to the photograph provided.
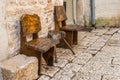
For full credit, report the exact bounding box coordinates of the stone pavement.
[38,28,120,80]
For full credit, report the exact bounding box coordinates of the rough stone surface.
[0,68,3,80]
[102,75,120,80]
[0,54,38,80]
[0,0,63,62]
[38,75,50,80]
[41,66,60,77]
[38,28,120,80]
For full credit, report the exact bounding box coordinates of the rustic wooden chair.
[54,6,84,47]
[20,14,56,75]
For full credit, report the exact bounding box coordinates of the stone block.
[0,54,38,80]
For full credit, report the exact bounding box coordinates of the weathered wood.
[54,6,84,47]
[54,6,67,22]
[60,25,84,31]
[65,31,73,47]
[21,14,41,36]
[62,38,75,55]
[48,30,75,55]
[73,31,78,45]
[25,38,55,53]
[20,14,55,75]
[43,47,54,66]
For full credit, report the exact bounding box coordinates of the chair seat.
[48,30,66,39]
[60,25,84,31]
[25,37,55,53]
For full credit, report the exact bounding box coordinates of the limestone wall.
[84,0,120,27]
[95,0,120,27]
[0,0,8,62]
[0,0,63,62]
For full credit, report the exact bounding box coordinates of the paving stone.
[111,65,120,76]
[81,58,113,75]
[72,69,101,80]
[53,70,64,80]
[56,48,66,57]
[53,63,82,79]
[92,42,105,47]
[104,28,119,35]
[86,32,97,37]
[59,49,75,61]
[113,57,120,65]
[85,48,99,55]
[79,40,92,47]
[78,31,87,41]
[97,35,111,42]
[73,53,92,65]
[102,75,120,80]
[76,45,88,49]
[38,75,50,80]
[92,28,108,35]
[41,66,60,77]
[54,58,68,68]
[63,63,82,73]
[118,30,120,34]
[92,52,112,64]
[40,28,120,80]
[110,33,120,40]
[106,39,120,47]
[73,47,85,57]
[101,46,120,58]
[52,74,71,80]
[88,46,102,51]
[53,69,72,80]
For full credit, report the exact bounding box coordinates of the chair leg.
[62,38,75,55]
[54,46,58,63]
[73,31,78,45]
[38,52,42,75]
[43,47,54,66]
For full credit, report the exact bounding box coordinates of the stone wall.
[0,0,63,62]
[84,0,120,27]
[0,0,63,79]
[0,0,9,62]
[95,0,120,27]
[76,0,85,26]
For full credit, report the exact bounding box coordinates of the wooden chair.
[20,14,56,75]
[54,6,84,47]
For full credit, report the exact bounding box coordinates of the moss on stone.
[95,16,120,27]
[95,17,110,27]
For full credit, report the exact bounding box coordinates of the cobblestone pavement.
[38,28,120,80]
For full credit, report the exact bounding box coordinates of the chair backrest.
[20,14,41,56]
[54,6,67,31]
[21,14,41,36]
[54,6,67,22]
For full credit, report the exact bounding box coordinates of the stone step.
[0,54,38,80]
